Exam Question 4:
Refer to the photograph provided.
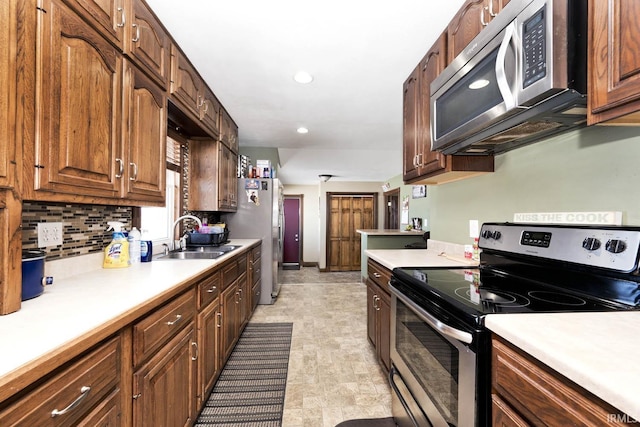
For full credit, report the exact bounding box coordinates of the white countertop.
[486,312,640,421]
[365,248,478,269]
[0,239,258,394]
[357,229,425,236]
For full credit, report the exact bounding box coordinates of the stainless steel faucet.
[171,215,203,250]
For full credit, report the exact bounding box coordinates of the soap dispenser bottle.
[103,221,130,268]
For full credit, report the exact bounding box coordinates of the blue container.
[22,250,53,301]
[141,240,153,262]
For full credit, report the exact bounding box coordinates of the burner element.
[454,286,530,308]
[527,291,587,306]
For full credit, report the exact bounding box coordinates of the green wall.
[390,125,640,245]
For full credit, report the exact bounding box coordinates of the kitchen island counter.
[486,312,640,422]
[365,248,477,270]
[0,239,259,402]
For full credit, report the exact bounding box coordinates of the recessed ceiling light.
[293,71,313,84]
[297,127,309,134]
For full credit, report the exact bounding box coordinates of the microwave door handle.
[495,21,517,110]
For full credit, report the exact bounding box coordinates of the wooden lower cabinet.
[0,335,123,426]
[0,245,261,427]
[133,323,197,427]
[492,335,635,426]
[366,258,391,372]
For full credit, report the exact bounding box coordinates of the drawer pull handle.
[191,342,199,361]
[51,386,91,418]
[166,314,182,326]
[207,285,217,293]
[373,272,381,278]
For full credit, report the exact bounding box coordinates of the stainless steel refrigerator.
[226,178,283,304]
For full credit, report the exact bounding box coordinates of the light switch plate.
[37,222,63,247]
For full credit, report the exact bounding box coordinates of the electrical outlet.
[37,222,63,247]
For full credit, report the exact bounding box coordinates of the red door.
[283,197,301,269]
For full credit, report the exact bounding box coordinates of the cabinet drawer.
[197,270,220,310]
[252,245,262,262]
[251,257,262,286]
[0,336,121,426]
[492,336,629,426]
[367,259,391,293]
[221,259,239,289]
[133,289,195,366]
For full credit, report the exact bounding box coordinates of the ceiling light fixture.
[319,174,332,182]
[297,127,309,134]
[293,71,314,84]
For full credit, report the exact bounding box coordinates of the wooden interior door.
[328,194,376,271]
[384,189,400,229]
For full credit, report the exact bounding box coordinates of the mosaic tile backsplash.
[22,202,132,260]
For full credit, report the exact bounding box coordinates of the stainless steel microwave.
[430,0,587,155]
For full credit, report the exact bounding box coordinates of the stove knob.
[493,231,501,240]
[605,239,627,254]
[582,237,601,251]
[482,229,493,239]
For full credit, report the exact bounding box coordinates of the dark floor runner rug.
[195,323,293,427]
[335,417,396,427]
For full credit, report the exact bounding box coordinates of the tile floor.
[249,267,393,427]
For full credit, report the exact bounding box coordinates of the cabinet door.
[197,297,220,409]
[122,60,166,203]
[377,290,391,372]
[65,0,126,48]
[126,0,170,89]
[588,0,640,124]
[220,109,239,153]
[221,283,239,363]
[0,0,18,189]
[76,389,122,427]
[366,280,378,348]
[417,33,448,176]
[170,44,201,121]
[188,139,221,211]
[36,0,121,198]
[133,323,197,427]
[448,0,487,63]
[402,66,420,181]
[200,87,222,138]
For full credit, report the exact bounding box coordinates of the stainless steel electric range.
[389,223,640,427]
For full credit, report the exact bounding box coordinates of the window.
[140,136,183,254]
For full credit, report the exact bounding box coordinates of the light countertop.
[365,248,478,270]
[357,229,425,236]
[486,312,640,421]
[0,239,259,395]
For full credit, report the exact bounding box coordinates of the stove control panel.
[479,223,640,272]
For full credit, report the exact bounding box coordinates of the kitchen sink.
[156,244,241,260]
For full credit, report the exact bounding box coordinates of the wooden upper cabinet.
[447,0,510,64]
[122,60,166,202]
[188,140,237,212]
[403,32,494,185]
[220,109,239,153]
[588,0,640,125]
[35,0,122,199]
[0,0,20,189]
[402,66,420,182]
[200,87,222,139]
[126,0,170,89]
[170,44,222,138]
[63,0,126,49]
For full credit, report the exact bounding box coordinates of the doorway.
[283,195,303,270]
[384,188,400,229]
[326,193,377,271]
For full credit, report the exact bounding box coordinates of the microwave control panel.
[522,6,547,88]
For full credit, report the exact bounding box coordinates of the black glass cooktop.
[391,265,640,325]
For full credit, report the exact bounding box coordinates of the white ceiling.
[146,0,467,185]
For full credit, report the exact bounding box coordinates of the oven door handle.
[389,366,421,427]
[390,284,473,345]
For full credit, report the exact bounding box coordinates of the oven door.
[389,283,478,427]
